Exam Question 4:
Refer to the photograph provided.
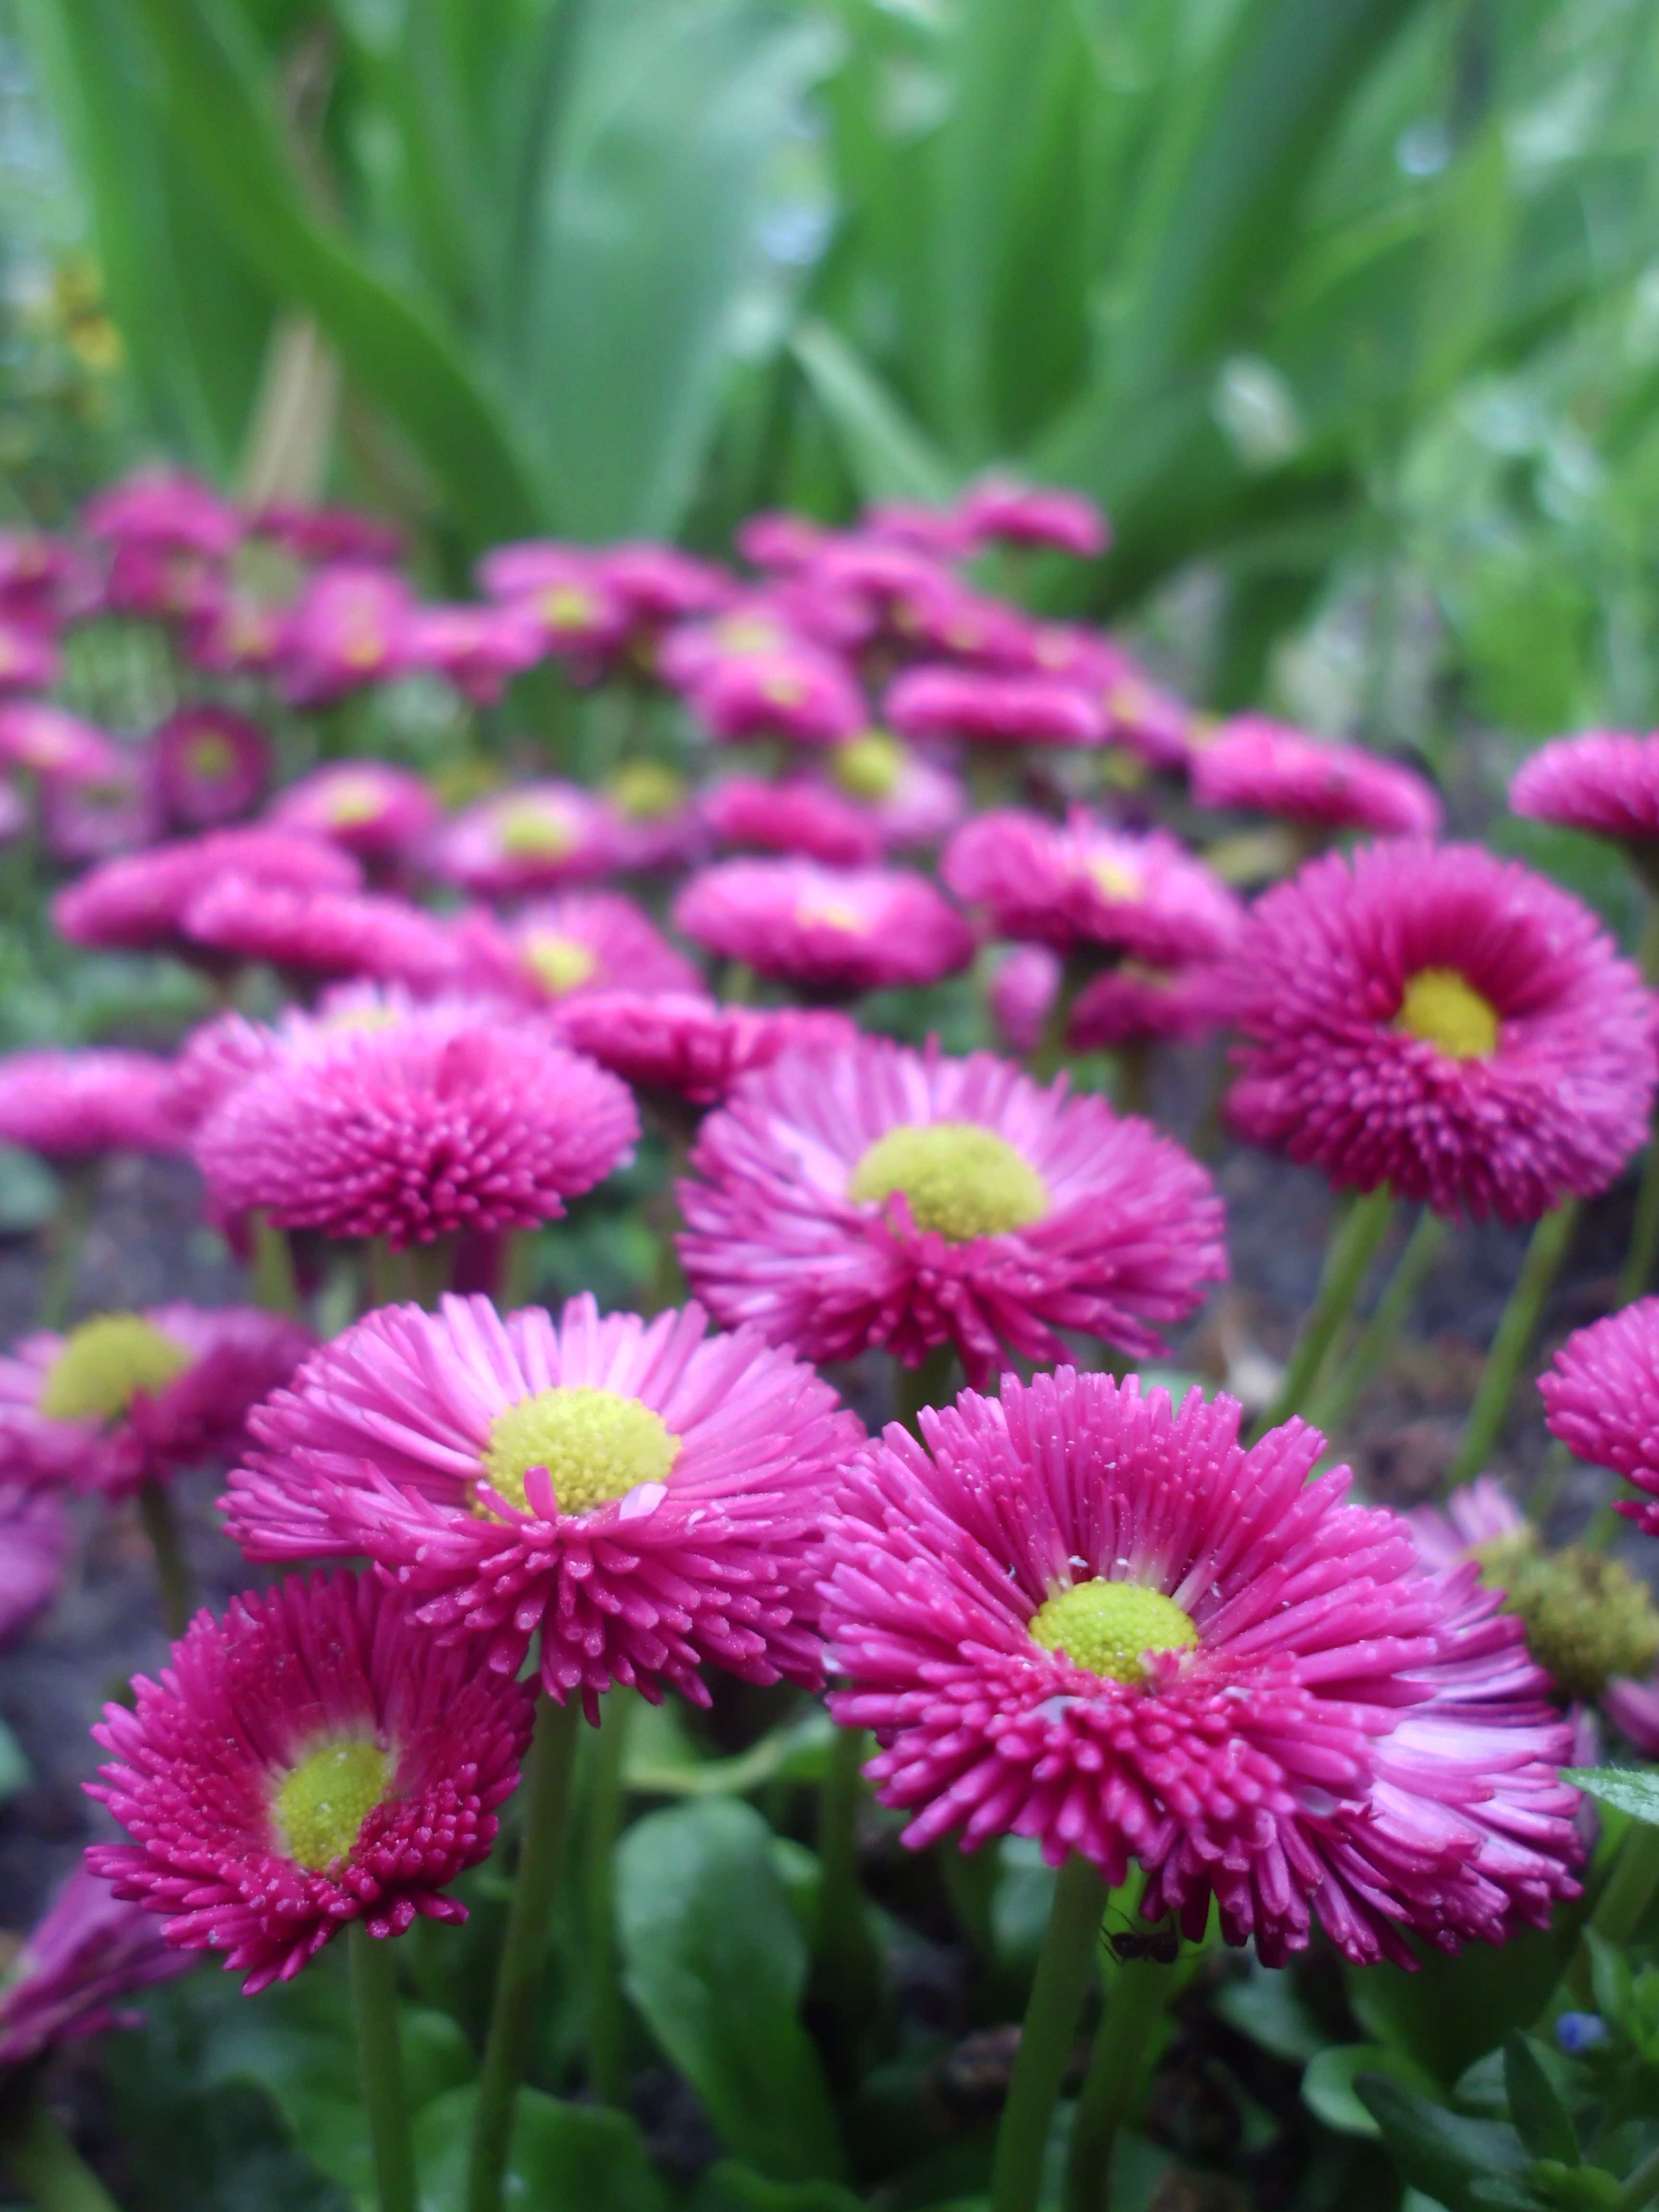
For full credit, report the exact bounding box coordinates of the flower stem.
[39,1165,95,1334]
[815,1724,880,2038]
[1250,1186,1395,1440]
[585,1687,637,2107]
[1560,1817,1659,2010]
[1618,1140,1659,1307]
[0,2097,120,2212]
[988,1852,1108,2212]
[895,1343,959,1437]
[1306,1206,1447,1438]
[467,1690,584,2212]
[136,1477,194,1638]
[1445,1200,1580,1491]
[1064,1948,1170,2212]
[251,1212,303,1321]
[349,1920,416,2212]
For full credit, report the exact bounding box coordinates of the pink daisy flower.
[54,828,362,954]
[885,667,1103,747]
[1101,663,1197,772]
[0,1481,69,1646]
[167,984,434,1133]
[0,702,120,785]
[0,1868,193,2064]
[192,1008,637,1249]
[1510,731,1659,845]
[673,859,973,996]
[406,602,545,705]
[265,762,441,865]
[84,470,240,559]
[686,644,866,746]
[0,1048,183,1160]
[429,782,619,899]
[183,592,287,678]
[893,583,1042,670]
[250,502,404,567]
[476,543,631,660]
[700,775,883,867]
[102,543,224,626]
[596,543,732,626]
[735,512,827,573]
[150,706,271,829]
[0,531,83,623]
[1539,1299,1659,1535]
[553,991,856,1109]
[604,761,704,872]
[85,1571,535,1992]
[40,752,163,865]
[0,1304,314,1501]
[988,945,1059,1055]
[1225,841,1657,1223]
[821,1368,1581,1964]
[678,1036,1225,1381]
[1403,1475,1527,1576]
[183,877,462,990]
[1190,717,1442,836]
[960,478,1109,559]
[0,617,60,694]
[0,781,26,849]
[457,891,699,1009]
[222,1292,863,1715]
[1604,1676,1659,1757]
[944,810,1242,964]
[819,732,966,851]
[1069,961,1232,1051]
[278,564,417,703]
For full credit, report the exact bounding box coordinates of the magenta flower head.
[1190,717,1442,837]
[476,542,631,660]
[457,891,699,1009]
[430,782,618,899]
[0,1304,314,1501]
[406,602,544,705]
[960,478,1109,559]
[605,760,703,872]
[222,1293,863,1715]
[673,859,973,997]
[597,543,732,627]
[279,565,416,704]
[1101,661,1198,772]
[1226,840,1657,1223]
[1510,731,1659,848]
[0,1482,69,1647]
[266,762,441,865]
[687,644,866,746]
[821,732,966,851]
[944,810,1242,964]
[192,1008,637,1250]
[0,702,119,785]
[0,1868,193,2064]
[885,667,1103,748]
[84,470,240,559]
[1069,961,1231,1051]
[183,877,462,991]
[821,1369,1582,1962]
[0,1048,182,1161]
[554,991,856,1110]
[250,502,404,567]
[55,828,362,954]
[679,1036,1225,1382]
[700,775,883,867]
[1539,1299,1659,1536]
[85,1571,535,1991]
[0,618,60,695]
[151,705,271,829]
[735,512,826,573]
[988,945,1059,1055]
[183,591,286,679]
[40,754,163,866]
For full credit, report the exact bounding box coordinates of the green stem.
[1561,1820,1659,2010]
[895,1343,960,1437]
[1619,1137,1659,1307]
[988,1853,1108,2212]
[1064,1950,1170,2212]
[137,1478,194,1638]
[349,1920,416,2212]
[1306,1207,1447,1438]
[409,1236,456,1311]
[1250,1187,1395,1441]
[370,1238,418,1307]
[0,2099,120,2212]
[586,1689,637,2108]
[815,1725,880,2035]
[39,1166,95,1334]
[251,1213,303,1321]
[1619,2140,1659,2212]
[1445,1200,1580,1491]
[467,1691,584,2212]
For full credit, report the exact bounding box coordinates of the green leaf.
[1211,1958,1329,2066]
[1346,1908,1591,2085]
[1356,2076,1531,2212]
[413,2085,669,2212]
[1503,2033,1578,2166]
[1302,2045,1436,2139]
[624,1700,834,1797]
[791,321,961,507]
[0,1720,30,1808]
[688,2162,867,2212]
[1564,1767,1659,1826]
[616,1799,846,2182]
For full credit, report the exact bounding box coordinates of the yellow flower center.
[1029,1580,1199,1685]
[1473,1535,1659,1702]
[1395,968,1499,1060]
[39,1315,193,1423]
[524,932,598,997]
[187,734,237,780]
[760,671,807,709]
[326,776,385,827]
[273,1740,392,1871]
[832,733,905,802]
[499,805,577,860]
[795,894,870,935]
[717,616,781,655]
[478,1386,681,1519]
[1088,854,1142,902]
[848,1123,1048,1241]
[609,762,684,820]
[541,585,595,632]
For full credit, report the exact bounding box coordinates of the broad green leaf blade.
[1502,2034,1578,2167]
[791,320,960,507]
[414,2085,669,2212]
[1356,2076,1530,2212]
[1564,1766,1659,1823]
[690,2163,866,2212]
[616,1799,846,2183]
[132,0,547,545]
[1302,2045,1436,2139]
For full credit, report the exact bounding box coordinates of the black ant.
[1103,1907,1180,1965]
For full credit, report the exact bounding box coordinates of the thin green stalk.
[896,1343,959,1437]
[137,1478,194,1638]
[1619,2140,1659,2212]
[586,1688,637,2108]
[1250,1187,1395,1441]
[1445,1201,1580,1491]
[1064,1950,1170,2212]
[988,1852,1108,2212]
[409,1236,456,1311]
[370,1238,418,1308]
[1306,1208,1447,1437]
[39,1165,95,1333]
[251,1213,303,1321]
[815,1724,880,2038]
[349,1921,416,2212]
[1561,1820,1659,2010]
[1619,1139,1659,1307]
[0,2099,120,2212]
[467,1691,584,2212]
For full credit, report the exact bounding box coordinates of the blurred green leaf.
[689,2163,867,2212]
[1503,2033,1578,2166]
[1356,2075,1530,2212]
[414,2085,669,2212]
[616,1798,846,2182]
[0,1720,31,1806]
[1303,2044,1437,2139]
[1346,1909,1590,2085]
[0,1149,59,1238]
[1565,1767,1659,1825]
[624,1698,834,1797]
[792,322,959,507]
[1213,1956,1330,2065]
